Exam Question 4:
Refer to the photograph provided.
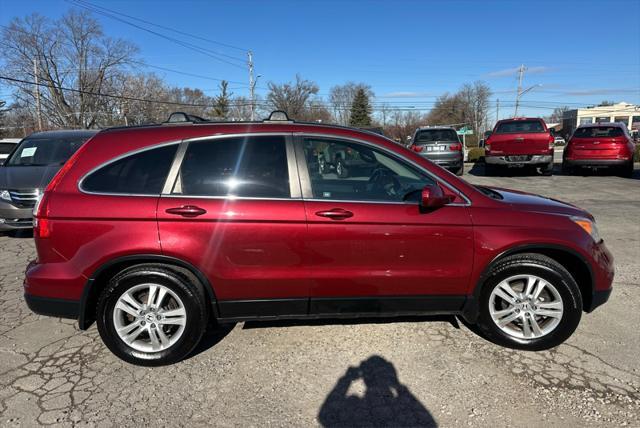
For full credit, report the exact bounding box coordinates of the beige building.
[562,102,640,136]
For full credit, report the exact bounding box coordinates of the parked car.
[484,118,555,175]
[409,126,464,176]
[316,141,377,178]
[0,138,21,162]
[0,130,97,231]
[562,123,635,177]
[24,113,613,365]
[554,136,566,146]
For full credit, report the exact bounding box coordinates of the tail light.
[449,143,462,151]
[548,135,555,150]
[485,143,491,153]
[33,138,91,238]
[411,145,424,152]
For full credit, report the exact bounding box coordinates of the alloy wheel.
[488,274,563,340]
[112,283,187,353]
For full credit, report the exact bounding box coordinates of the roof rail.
[164,112,210,124]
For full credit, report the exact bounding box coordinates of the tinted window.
[174,136,290,198]
[573,127,624,138]
[0,143,16,155]
[6,136,90,166]
[304,138,435,202]
[495,120,545,134]
[414,129,459,143]
[82,144,178,194]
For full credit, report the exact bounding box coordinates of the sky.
[1,0,639,120]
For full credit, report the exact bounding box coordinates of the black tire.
[318,157,328,175]
[336,158,349,178]
[540,161,554,176]
[476,253,582,351]
[454,164,464,176]
[561,160,573,175]
[97,264,208,366]
[618,161,634,178]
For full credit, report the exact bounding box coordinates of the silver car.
[410,126,464,176]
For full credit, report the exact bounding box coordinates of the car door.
[296,135,474,316]
[157,133,310,320]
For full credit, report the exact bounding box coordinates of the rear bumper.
[485,155,553,165]
[419,152,463,169]
[24,293,79,319]
[564,159,628,167]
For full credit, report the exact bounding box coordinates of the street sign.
[457,128,474,135]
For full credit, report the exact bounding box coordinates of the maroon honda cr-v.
[24,112,614,366]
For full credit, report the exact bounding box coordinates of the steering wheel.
[369,167,402,198]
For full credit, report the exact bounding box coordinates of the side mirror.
[420,184,453,210]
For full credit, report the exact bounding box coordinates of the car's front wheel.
[477,253,582,351]
[97,265,207,366]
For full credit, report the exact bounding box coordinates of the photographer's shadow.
[318,355,436,427]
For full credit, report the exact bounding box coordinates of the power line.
[69,0,247,52]
[65,0,247,70]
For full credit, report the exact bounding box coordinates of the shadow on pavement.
[1,229,34,238]
[187,320,235,359]
[318,355,437,427]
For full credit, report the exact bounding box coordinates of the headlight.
[571,216,601,242]
[0,190,10,202]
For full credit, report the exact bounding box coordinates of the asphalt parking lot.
[1,161,639,427]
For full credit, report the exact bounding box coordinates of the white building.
[563,102,640,136]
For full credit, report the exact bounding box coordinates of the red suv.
[485,117,555,175]
[562,123,635,177]
[24,113,614,365]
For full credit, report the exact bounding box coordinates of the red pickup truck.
[485,118,555,175]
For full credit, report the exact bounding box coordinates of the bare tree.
[266,74,320,120]
[328,82,374,125]
[545,106,570,123]
[0,10,138,128]
[213,81,232,119]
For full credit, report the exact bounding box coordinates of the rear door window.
[173,135,290,198]
[82,144,178,194]
[495,120,546,134]
[0,143,16,155]
[573,127,624,138]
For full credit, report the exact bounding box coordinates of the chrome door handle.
[315,208,353,220]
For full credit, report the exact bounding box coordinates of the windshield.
[6,137,88,166]
[495,120,546,134]
[414,129,459,143]
[573,126,624,138]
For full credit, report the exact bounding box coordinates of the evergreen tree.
[349,88,372,127]
[213,81,232,119]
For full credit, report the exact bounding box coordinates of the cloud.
[486,66,551,78]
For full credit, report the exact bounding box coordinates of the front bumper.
[0,200,33,230]
[585,239,615,312]
[485,154,553,166]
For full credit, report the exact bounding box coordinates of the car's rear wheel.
[540,160,554,176]
[618,161,634,178]
[97,265,207,366]
[561,160,573,175]
[454,164,464,176]
[477,253,582,351]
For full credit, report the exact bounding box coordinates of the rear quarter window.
[81,144,178,194]
[495,120,546,134]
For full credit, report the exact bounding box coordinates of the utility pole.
[496,98,500,123]
[514,64,526,117]
[33,58,43,131]
[248,50,255,121]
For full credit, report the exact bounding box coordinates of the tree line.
[0,9,492,143]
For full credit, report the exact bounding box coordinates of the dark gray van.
[0,130,97,231]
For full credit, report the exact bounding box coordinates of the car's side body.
[24,122,614,331]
